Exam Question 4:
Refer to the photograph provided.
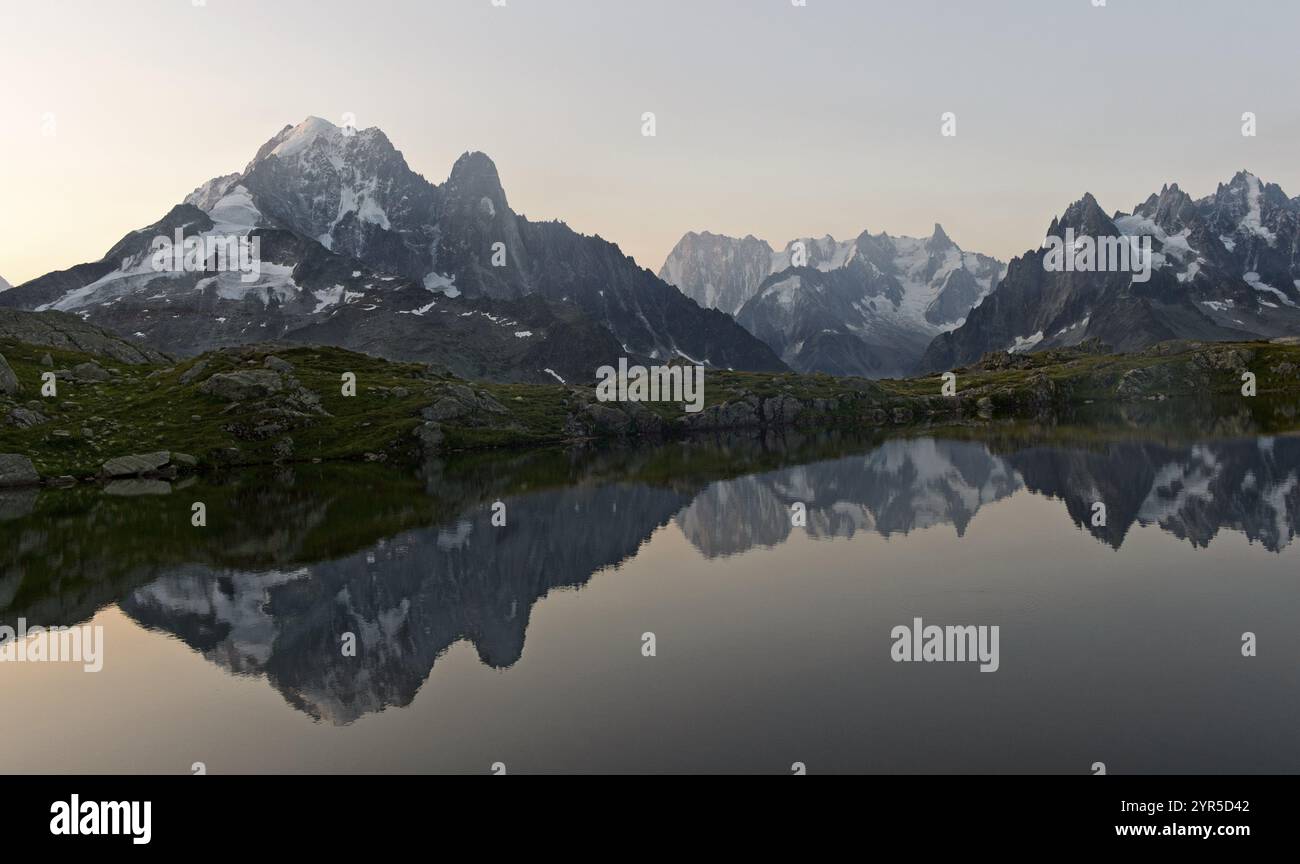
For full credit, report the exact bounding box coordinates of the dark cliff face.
[922,174,1300,373]
[0,309,168,364]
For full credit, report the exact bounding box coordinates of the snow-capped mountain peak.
[922,171,1300,372]
[0,116,785,380]
[266,115,346,160]
[661,225,1005,377]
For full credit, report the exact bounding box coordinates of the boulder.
[0,453,39,488]
[72,361,111,382]
[199,369,283,401]
[263,355,295,374]
[422,397,471,422]
[0,353,19,396]
[179,358,210,385]
[5,407,47,429]
[446,384,506,414]
[102,451,171,478]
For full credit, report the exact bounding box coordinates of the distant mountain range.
[921,171,1300,372]
[666,171,1300,379]
[660,227,1004,377]
[0,117,784,383]
[0,276,11,292]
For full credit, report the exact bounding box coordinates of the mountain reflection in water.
[2,428,1299,772]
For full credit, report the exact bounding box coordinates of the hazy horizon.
[3,0,1298,286]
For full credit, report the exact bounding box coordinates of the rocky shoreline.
[6,333,1300,489]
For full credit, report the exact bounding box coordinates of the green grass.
[5,337,1300,479]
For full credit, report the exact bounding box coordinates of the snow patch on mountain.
[312,284,365,313]
[1008,331,1044,354]
[1245,272,1295,307]
[423,271,460,297]
[208,186,262,234]
[1241,173,1277,244]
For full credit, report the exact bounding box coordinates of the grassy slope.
[4,337,1300,478]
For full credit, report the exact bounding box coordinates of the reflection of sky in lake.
[2,434,1299,773]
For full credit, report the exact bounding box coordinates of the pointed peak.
[1051,192,1115,237]
[1219,170,1269,198]
[1213,170,1266,202]
[1066,192,1107,217]
[444,151,508,210]
[449,151,501,183]
[927,222,954,252]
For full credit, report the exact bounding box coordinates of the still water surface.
[2,429,1298,773]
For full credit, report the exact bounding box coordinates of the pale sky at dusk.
[2,0,1298,285]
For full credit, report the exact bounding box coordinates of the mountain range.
[660,228,1004,378]
[0,117,783,384]
[921,171,1300,372]
[664,171,1300,379]
[6,122,1299,384]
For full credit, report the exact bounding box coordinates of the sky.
[2,0,1299,286]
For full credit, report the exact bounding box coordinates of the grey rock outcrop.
[0,454,39,487]
[102,451,172,478]
[0,352,19,396]
[199,370,284,401]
